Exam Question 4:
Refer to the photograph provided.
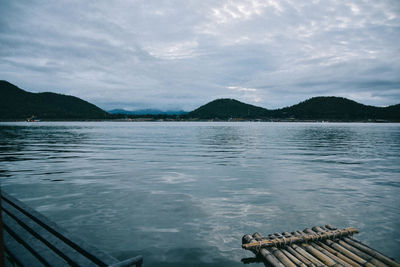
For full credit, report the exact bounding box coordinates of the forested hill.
[270,96,400,121]
[1,80,399,121]
[188,98,269,119]
[0,80,108,120]
[187,97,400,121]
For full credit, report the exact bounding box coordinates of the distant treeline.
[187,98,400,121]
[108,113,184,120]
[1,80,399,121]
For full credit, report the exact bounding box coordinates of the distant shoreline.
[2,81,399,122]
[1,119,399,123]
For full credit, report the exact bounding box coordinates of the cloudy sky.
[1,0,399,111]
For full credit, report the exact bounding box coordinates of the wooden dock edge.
[1,190,143,267]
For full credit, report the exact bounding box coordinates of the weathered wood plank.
[3,211,69,266]
[3,229,43,267]
[2,192,119,266]
[108,256,143,267]
[2,198,97,266]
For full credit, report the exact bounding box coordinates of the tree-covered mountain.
[270,96,400,121]
[0,80,108,120]
[187,97,400,121]
[188,98,270,119]
[1,80,399,121]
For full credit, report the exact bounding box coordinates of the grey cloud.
[0,0,399,111]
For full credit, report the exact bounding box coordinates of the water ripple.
[1,122,400,265]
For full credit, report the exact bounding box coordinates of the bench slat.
[3,228,45,267]
[3,211,69,266]
[1,192,143,267]
[2,197,100,266]
[2,192,119,266]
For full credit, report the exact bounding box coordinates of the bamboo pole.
[276,232,322,267]
[269,246,298,267]
[281,231,317,267]
[325,225,337,230]
[337,239,388,267]
[283,232,326,267]
[309,242,354,267]
[274,233,311,267]
[268,233,298,264]
[294,230,338,267]
[282,232,319,267]
[242,234,285,267]
[281,249,308,267]
[298,229,343,267]
[242,227,358,250]
[342,237,400,267]
[316,242,361,267]
[291,244,326,267]
[325,225,399,267]
[300,243,340,267]
[286,245,316,267]
[323,239,375,267]
[243,225,399,267]
[311,227,362,267]
[312,226,328,234]
[253,232,297,267]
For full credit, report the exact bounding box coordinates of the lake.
[1,121,399,265]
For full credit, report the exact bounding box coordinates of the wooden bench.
[1,191,143,267]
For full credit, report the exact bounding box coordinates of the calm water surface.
[1,122,399,265]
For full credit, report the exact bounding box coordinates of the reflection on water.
[1,122,400,266]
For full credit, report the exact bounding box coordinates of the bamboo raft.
[242,225,400,267]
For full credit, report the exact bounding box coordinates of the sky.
[1,0,400,111]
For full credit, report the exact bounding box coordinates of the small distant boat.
[26,115,40,122]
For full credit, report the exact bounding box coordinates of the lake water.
[1,122,399,265]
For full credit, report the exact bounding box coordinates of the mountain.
[188,97,400,121]
[188,98,270,119]
[108,108,188,115]
[0,80,108,120]
[270,96,400,121]
[2,80,399,121]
